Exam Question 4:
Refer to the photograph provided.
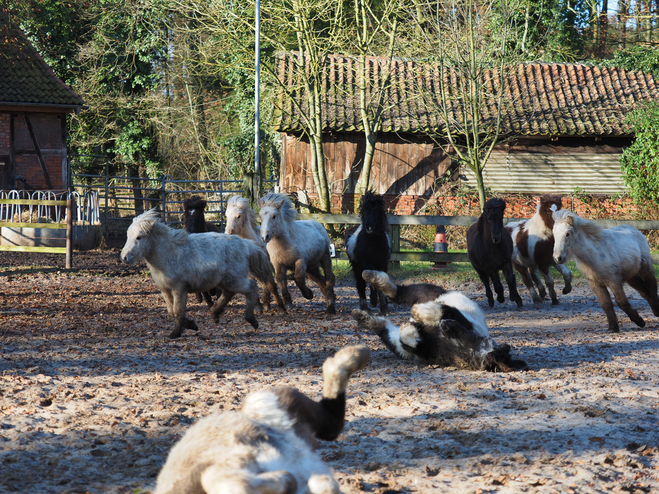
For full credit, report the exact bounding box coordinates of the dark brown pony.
[467,198,523,308]
[183,196,221,306]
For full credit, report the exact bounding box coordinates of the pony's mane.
[228,195,259,229]
[260,192,298,223]
[132,209,188,244]
[184,195,207,211]
[359,190,386,217]
[484,197,506,211]
[553,209,603,239]
[539,194,562,210]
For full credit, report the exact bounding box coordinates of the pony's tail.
[246,241,277,284]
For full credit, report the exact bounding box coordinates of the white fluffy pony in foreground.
[353,271,528,372]
[153,345,370,494]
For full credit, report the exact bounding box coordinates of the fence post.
[104,157,109,238]
[66,191,73,269]
[389,222,400,270]
[161,175,168,223]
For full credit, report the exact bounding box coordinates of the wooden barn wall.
[280,132,452,199]
[0,110,67,191]
[461,143,626,195]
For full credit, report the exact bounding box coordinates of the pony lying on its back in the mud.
[354,270,528,372]
[121,209,273,338]
[154,345,370,494]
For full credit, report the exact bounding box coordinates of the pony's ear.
[565,214,574,225]
[273,197,285,208]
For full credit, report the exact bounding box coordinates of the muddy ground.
[1,246,658,494]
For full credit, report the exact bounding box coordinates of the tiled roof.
[0,10,85,109]
[273,52,659,137]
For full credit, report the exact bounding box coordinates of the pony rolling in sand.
[553,209,659,332]
[153,345,370,494]
[121,209,273,338]
[467,198,523,308]
[224,195,286,313]
[354,270,528,372]
[259,192,336,314]
[506,194,572,305]
[346,190,391,314]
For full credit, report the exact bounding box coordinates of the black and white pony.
[154,345,370,494]
[346,190,392,314]
[467,197,523,308]
[354,270,528,372]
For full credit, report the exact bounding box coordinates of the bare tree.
[415,0,529,208]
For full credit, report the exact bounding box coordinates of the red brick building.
[0,11,85,192]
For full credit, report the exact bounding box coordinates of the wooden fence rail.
[299,213,659,265]
[0,198,73,268]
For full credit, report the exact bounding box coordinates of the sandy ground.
[1,248,658,494]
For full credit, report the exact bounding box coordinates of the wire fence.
[70,155,276,238]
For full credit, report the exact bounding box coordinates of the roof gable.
[0,10,85,110]
[273,52,659,137]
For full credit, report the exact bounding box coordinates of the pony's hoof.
[325,305,337,315]
[186,319,199,331]
[168,329,183,339]
[607,325,620,333]
[634,318,646,328]
[247,317,259,329]
[563,286,572,295]
[551,299,559,306]
[487,299,495,308]
[497,294,505,304]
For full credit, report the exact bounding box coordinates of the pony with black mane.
[553,209,659,332]
[354,270,528,372]
[467,197,523,308]
[183,195,222,306]
[506,194,572,305]
[346,190,391,314]
[121,209,272,338]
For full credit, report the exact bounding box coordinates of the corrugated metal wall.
[461,150,625,195]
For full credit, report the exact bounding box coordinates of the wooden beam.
[22,114,54,189]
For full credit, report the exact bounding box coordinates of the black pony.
[467,197,523,308]
[183,195,222,306]
[346,190,391,314]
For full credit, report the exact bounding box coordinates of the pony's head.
[183,195,208,233]
[258,192,297,243]
[538,194,562,229]
[481,198,506,244]
[121,209,161,264]
[225,195,258,236]
[551,208,576,264]
[359,190,389,235]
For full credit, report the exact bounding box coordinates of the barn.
[273,52,659,214]
[0,11,85,192]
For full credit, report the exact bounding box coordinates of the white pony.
[553,209,659,332]
[225,195,286,313]
[121,209,273,338]
[153,345,370,494]
[259,192,336,314]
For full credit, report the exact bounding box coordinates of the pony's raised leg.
[307,260,337,315]
[502,263,523,308]
[294,259,314,300]
[609,283,645,328]
[627,271,659,316]
[353,268,369,311]
[589,282,620,332]
[553,262,573,295]
[513,262,543,304]
[530,271,548,299]
[351,309,414,360]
